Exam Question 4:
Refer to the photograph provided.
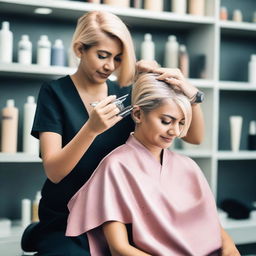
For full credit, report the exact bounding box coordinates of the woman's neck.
[133,131,163,163]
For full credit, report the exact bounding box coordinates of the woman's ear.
[73,42,84,58]
[132,105,142,124]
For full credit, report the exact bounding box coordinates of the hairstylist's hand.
[136,59,160,73]
[87,95,122,135]
[153,67,198,99]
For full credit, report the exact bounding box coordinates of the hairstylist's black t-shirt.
[32,75,134,232]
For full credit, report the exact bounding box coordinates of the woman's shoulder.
[40,75,71,92]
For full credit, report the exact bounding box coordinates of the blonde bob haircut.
[131,73,192,138]
[71,11,136,86]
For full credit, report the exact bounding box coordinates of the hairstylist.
[24,11,205,256]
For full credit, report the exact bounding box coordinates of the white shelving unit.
[0,0,256,253]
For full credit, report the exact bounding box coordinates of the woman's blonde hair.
[131,73,192,137]
[71,11,136,86]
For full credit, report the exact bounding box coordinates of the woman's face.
[79,33,123,84]
[135,99,185,156]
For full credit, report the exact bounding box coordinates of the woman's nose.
[168,123,180,137]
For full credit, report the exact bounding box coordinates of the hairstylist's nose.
[104,60,115,72]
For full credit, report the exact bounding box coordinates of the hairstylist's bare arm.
[40,95,122,184]
[103,221,152,256]
[153,67,204,144]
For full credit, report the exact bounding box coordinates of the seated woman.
[66,73,238,256]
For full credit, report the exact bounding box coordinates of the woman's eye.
[114,56,122,62]
[161,120,171,125]
[179,122,185,126]
[98,54,107,59]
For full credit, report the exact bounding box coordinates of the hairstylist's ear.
[132,106,141,124]
[73,42,84,58]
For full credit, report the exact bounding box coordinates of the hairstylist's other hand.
[87,95,122,135]
[153,67,198,99]
[136,59,160,73]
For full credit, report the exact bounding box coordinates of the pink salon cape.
[66,135,221,256]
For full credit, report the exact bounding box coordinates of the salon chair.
[21,222,39,255]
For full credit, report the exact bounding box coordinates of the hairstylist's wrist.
[84,122,99,138]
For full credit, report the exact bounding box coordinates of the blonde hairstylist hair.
[131,73,192,138]
[71,11,136,86]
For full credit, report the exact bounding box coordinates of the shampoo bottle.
[248,120,256,150]
[144,0,163,12]
[249,54,256,85]
[188,0,205,16]
[32,191,41,222]
[220,7,228,20]
[51,39,65,66]
[1,99,19,153]
[37,35,51,66]
[141,33,155,61]
[0,21,13,63]
[18,35,32,65]
[23,96,39,155]
[233,9,243,22]
[179,44,189,78]
[22,199,31,228]
[171,0,187,15]
[165,35,179,68]
[103,0,129,7]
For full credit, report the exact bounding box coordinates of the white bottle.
[171,0,187,15]
[23,96,39,155]
[32,191,41,222]
[165,35,179,68]
[179,44,189,78]
[18,35,32,65]
[144,0,163,12]
[103,0,129,7]
[141,33,155,61]
[1,99,19,153]
[51,39,65,66]
[233,9,243,22]
[21,199,31,228]
[0,21,13,63]
[37,35,51,66]
[249,54,256,85]
[188,0,205,16]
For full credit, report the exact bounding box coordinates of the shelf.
[217,151,256,160]
[221,217,256,244]
[174,149,213,158]
[188,79,215,89]
[218,81,256,91]
[0,153,41,163]
[0,63,76,79]
[220,20,256,37]
[0,0,215,28]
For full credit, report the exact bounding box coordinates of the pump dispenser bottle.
[23,96,39,155]
[141,33,155,61]
[249,54,256,85]
[51,39,65,66]
[1,99,19,153]
[37,35,51,66]
[18,35,32,65]
[165,35,179,68]
[172,0,187,15]
[179,45,189,78]
[0,21,13,63]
